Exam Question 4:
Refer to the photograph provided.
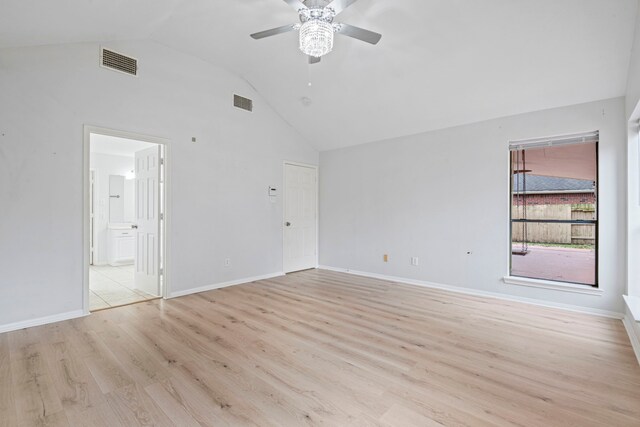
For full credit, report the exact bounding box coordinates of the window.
[509,132,598,287]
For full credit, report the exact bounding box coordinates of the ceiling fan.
[250,0,382,64]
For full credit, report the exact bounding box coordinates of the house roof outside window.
[513,174,595,193]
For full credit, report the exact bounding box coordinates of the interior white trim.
[83,125,171,315]
[319,266,622,319]
[169,272,285,298]
[505,131,601,298]
[283,161,319,272]
[624,295,640,321]
[622,309,640,366]
[509,130,599,150]
[503,276,603,295]
[0,310,86,334]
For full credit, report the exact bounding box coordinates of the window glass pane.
[512,143,597,181]
[511,238,596,286]
[511,144,597,221]
[512,175,596,220]
[510,141,597,286]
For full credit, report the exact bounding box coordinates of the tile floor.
[89,264,158,311]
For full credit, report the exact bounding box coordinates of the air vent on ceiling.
[100,48,138,76]
[234,94,253,112]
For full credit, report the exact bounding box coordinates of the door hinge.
[159,268,164,276]
[160,158,165,165]
[160,213,164,220]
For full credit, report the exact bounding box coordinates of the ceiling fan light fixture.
[299,19,334,58]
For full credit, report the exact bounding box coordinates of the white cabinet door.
[117,236,135,261]
[283,164,317,273]
[134,145,161,296]
[108,229,135,266]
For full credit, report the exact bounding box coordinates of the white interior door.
[284,163,317,273]
[134,145,161,296]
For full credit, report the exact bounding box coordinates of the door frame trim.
[282,161,319,273]
[83,125,171,314]
[89,169,95,265]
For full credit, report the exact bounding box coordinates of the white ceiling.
[90,134,156,157]
[1,0,637,151]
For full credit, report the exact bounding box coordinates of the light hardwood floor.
[2,269,640,426]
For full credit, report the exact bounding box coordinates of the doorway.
[84,126,169,312]
[283,162,318,273]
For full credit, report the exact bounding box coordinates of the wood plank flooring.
[2,269,640,426]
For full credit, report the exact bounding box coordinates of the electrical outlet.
[383,254,388,262]
[224,258,231,267]
[411,257,419,266]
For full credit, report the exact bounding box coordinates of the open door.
[134,145,162,296]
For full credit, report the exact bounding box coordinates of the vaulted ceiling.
[1,0,637,150]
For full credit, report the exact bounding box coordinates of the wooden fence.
[512,204,595,245]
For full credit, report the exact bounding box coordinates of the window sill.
[624,295,640,322]
[503,276,602,295]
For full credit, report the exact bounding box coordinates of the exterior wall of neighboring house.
[513,192,596,205]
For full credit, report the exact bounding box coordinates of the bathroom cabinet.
[108,225,135,266]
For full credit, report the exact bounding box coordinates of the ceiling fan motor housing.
[299,7,336,24]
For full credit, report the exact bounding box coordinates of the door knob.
[285,222,291,227]
[131,224,138,229]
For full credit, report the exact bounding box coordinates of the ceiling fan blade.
[326,0,360,15]
[309,55,321,64]
[335,23,382,44]
[282,0,307,11]
[250,24,297,40]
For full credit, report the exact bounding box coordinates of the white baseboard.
[169,272,285,298]
[0,309,87,334]
[318,266,623,319]
[623,309,640,366]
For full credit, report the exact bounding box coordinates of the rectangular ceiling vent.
[234,94,253,112]
[100,48,138,76]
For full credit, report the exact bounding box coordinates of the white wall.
[89,152,135,265]
[0,40,317,328]
[624,2,640,358]
[627,3,640,119]
[320,98,626,314]
[627,2,640,300]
